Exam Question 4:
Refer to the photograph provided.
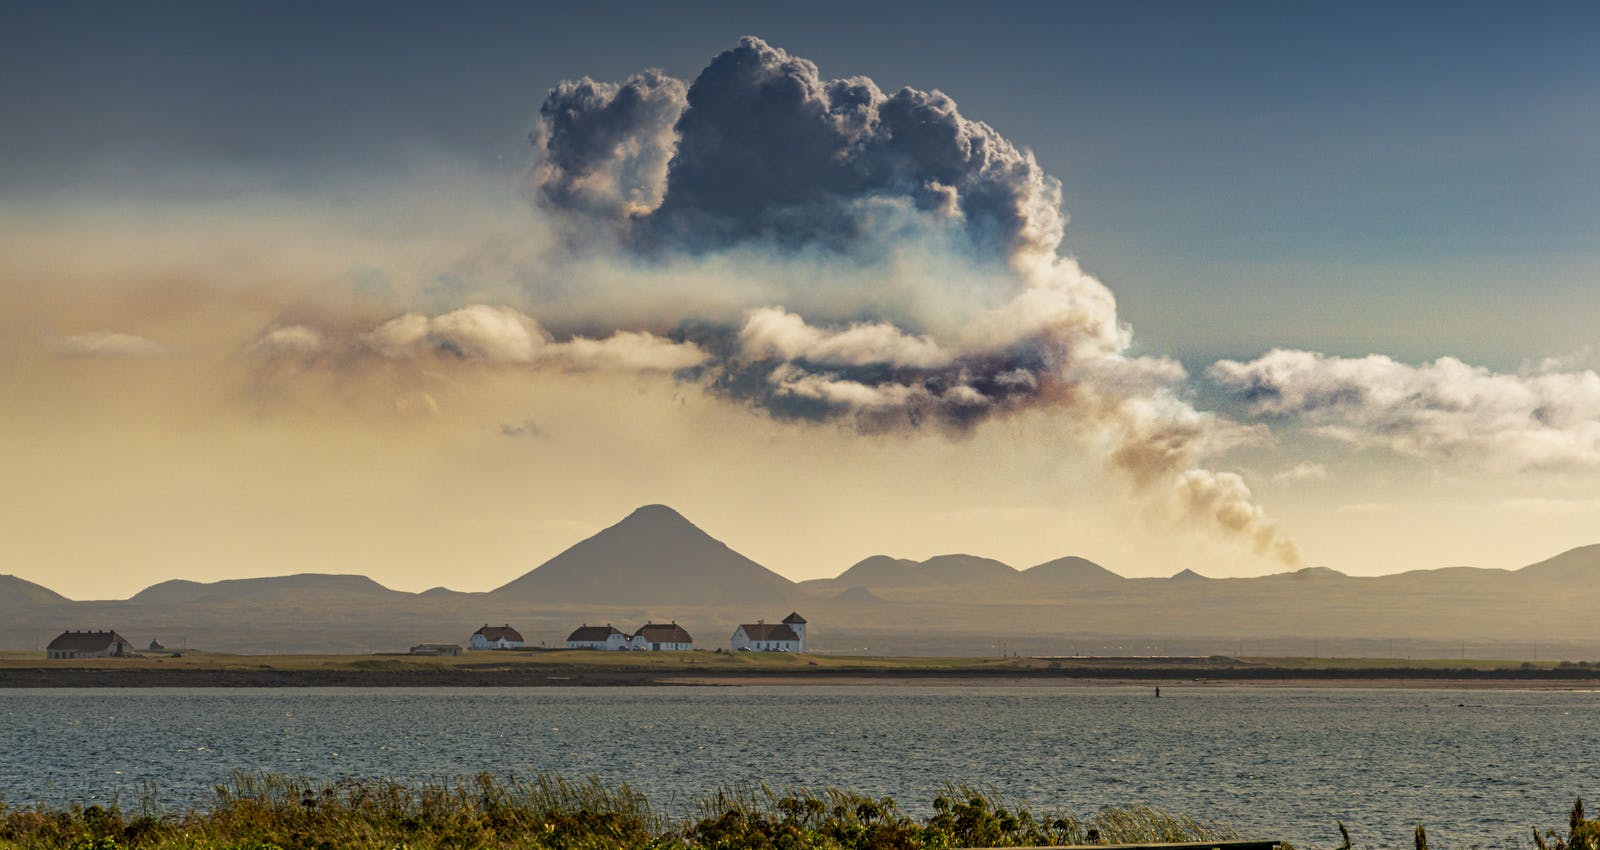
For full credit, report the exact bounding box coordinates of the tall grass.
[0,772,1239,849]
[1,774,1590,850]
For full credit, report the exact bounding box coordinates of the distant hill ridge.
[7,506,1600,607]
[1517,543,1600,581]
[0,574,69,607]
[130,574,403,605]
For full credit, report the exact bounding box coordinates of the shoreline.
[4,663,1599,689]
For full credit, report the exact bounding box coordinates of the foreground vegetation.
[0,772,1236,849]
[2,774,1597,850]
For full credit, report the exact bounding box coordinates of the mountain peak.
[493,505,793,604]
[624,503,690,522]
[1023,555,1123,585]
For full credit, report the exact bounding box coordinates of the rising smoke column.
[525,36,1302,564]
[249,37,1298,564]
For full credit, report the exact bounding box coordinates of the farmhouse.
[630,622,693,651]
[468,624,525,650]
[730,612,807,652]
[565,624,628,650]
[47,630,133,659]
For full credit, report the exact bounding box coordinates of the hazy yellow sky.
[4,16,1599,600]
[3,184,1596,601]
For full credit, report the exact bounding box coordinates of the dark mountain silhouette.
[831,586,890,605]
[1517,544,1600,582]
[824,553,1019,589]
[491,504,794,604]
[1259,566,1348,582]
[131,574,406,605]
[918,554,1018,585]
[832,555,931,587]
[1,504,1597,657]
[0,574,68,606]
[1021,556,1123,586]
[418,586,477,599]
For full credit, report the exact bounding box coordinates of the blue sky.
[3,2,1598,596]
[5,1,1596,367]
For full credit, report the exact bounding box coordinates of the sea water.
[1,684,1596,849]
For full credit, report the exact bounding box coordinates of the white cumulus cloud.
[1209,349,1600,471]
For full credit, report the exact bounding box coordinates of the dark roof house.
[782,612,807,625]
[633,622,693,644]
[472,625,524,643]
[47,630,133,659]
[739,623,800,642]
[567,624,625,643]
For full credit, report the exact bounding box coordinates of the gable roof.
[473,624,524,642]
[567,624,624,642]
[633,622,693,643]
[47,630,129,652]
[739,623,799,641]
[781,612,807,624]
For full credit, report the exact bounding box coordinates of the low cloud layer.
[254,305,706,373]
[52,331,167,359]
[1210,349,1600,471]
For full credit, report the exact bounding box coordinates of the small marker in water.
[1155,687,1160,697]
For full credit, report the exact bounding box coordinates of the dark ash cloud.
[535,37,1063,261]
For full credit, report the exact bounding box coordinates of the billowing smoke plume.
[534,70,688,222]
[258,37,1301,564]
[537,36,1064,263]
[532,37,1300,562]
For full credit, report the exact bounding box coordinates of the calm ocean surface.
[1,684,1596,849]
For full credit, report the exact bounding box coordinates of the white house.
[565,624,626,649]
[47,630,133,659]
[629,622,693,651]
[468,624,525,650]
[730,612,807,652]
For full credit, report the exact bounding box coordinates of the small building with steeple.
[730,612,807,652]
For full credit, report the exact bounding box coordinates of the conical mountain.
[492,505,794,604]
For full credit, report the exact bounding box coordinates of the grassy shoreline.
[1,650,1598,688]
[2,773,1596,850]
[0,772,1237,850]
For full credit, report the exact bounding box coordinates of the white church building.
[730,612,807,652]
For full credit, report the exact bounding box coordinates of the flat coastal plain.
[2,650,1598,688]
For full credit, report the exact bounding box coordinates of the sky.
[3,1,1598,600]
